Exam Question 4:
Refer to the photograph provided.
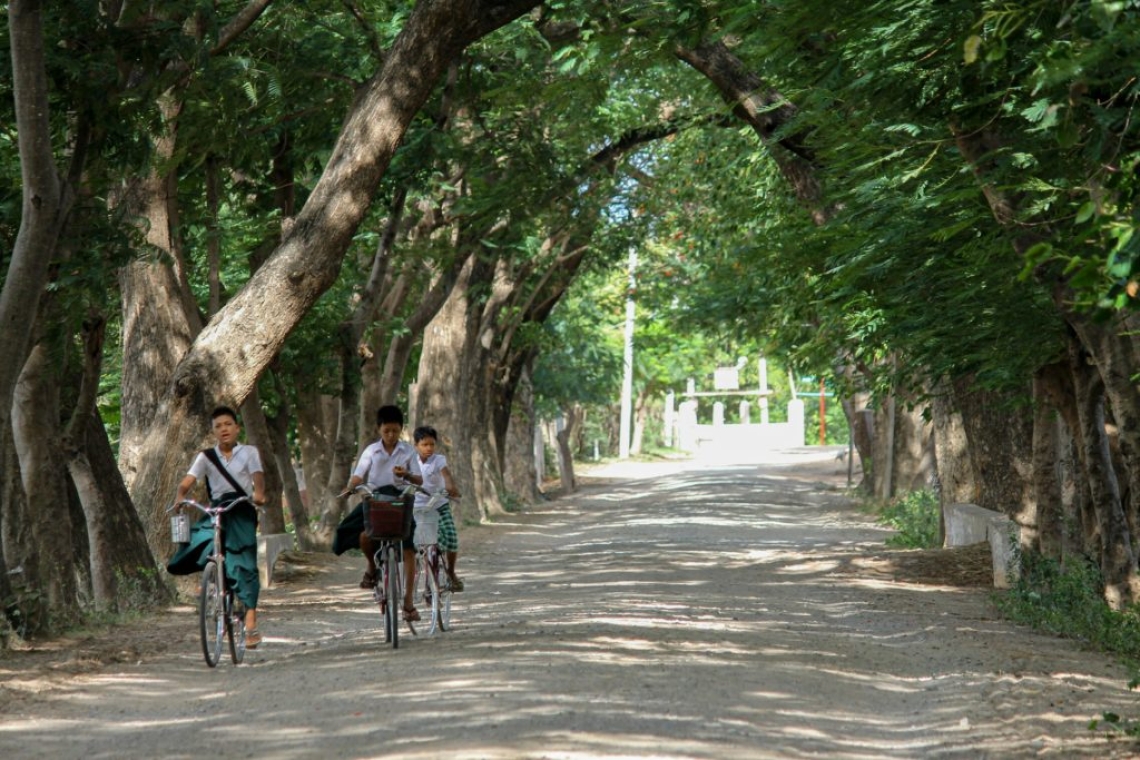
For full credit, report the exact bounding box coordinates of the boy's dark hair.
[376,405,404,427]
[211,406,239,424]
[413,425,438,443]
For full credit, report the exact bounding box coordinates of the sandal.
[246,629,262,649]
[360,569,377,589]
[449,574,465,592]
[403,604,421,622]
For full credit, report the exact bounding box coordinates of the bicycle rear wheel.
[226,591,246,665]
[199,562,225,667]
[384,544,401,648]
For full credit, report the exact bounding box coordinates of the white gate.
[665,359,806,461]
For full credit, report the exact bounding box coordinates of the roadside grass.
[873,488,941,549]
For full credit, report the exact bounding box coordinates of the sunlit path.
[1,448,1136,759]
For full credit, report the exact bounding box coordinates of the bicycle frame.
[411,489,455,636]
[372,537,407,646]
[416,540,451,635]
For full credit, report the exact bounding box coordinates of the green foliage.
[1090,710,1140,739]
[616,0,1077,402]
[998,552,1140,666]
[963,0,1140,312]
[877,489,941,549]
[532,270,626,416]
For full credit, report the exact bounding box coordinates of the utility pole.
[619,249,637,459]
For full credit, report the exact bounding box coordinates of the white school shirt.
[188,443,263,498]
[410,453,449,508]
[352,439,416,490]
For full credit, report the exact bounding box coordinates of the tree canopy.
[5,0,1140,635]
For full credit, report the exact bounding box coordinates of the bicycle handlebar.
[340,483,419,499]
[168,496,254,517]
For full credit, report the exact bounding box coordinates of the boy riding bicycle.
[333,405,417,592]
[167,406,267,648]
[393,425,464,619]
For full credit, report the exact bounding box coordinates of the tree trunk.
[1,421,40,639]
[59,312,169,612]
[1065,327,1137,608]
[1,0,70,414]
[116,0,273,498]
[871,396,895,501]
[1067,315,1140,595]
[313,349,365,545]
[0,429,14,642]
[504,365,542,505]
[889,391,935,494]
[295,387,336,516]
[267,370,316,550]
[126,0,541,550]
[1029,368,1065,559]
[1,2,74,637]
[837,363,874,493]
[68,411,171,611]
[118,254,198,493]
[239,388,285,533]
[365,257,462,419]
[12,343,81,633]
[949,377,1036,518]
[630,388,651,456]
[555,406,580,494]
[415,254,489,518]
[116,102,201,495]
[930,382,978,507]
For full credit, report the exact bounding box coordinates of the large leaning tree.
[126,0,542,555]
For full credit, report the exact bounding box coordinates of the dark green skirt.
[166,495,259,609]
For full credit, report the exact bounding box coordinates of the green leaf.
[1075,201,1097,224]
[1024,242,1055,265]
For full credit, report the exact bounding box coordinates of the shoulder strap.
[202,447,249,499]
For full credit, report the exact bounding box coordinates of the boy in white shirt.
[394,425,464,620]
[168,406,267,647]
[334,405,417,589]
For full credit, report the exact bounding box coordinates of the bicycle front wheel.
[425,550,443,635]
[226,592,246,665]
[437,555,452,632]
[199,562,225,667]
[385,544,401,648]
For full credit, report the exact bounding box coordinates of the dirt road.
[2,447,1138,758]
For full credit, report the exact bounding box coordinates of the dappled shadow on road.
[1,451,1137,759]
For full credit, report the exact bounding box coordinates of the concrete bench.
[944,503,1019,588]
[258,532,295,589]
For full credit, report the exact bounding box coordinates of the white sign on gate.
[713,367,739,391]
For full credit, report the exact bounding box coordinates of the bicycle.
[348,484,415,648]
[167,496,254,667]
[410,489,458,636]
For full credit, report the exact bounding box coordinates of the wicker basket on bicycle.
[365,491,414,540]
